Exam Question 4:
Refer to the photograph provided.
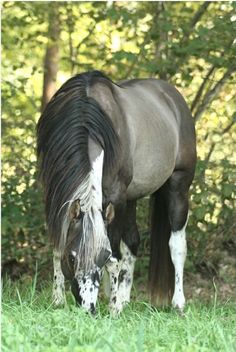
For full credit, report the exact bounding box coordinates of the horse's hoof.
[108,304,123,317]
[174,305,186,317]
[109,299,128,317]
[53,297,65,307]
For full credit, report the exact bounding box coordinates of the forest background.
[2,1,236,302]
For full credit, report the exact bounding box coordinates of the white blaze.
[90,149,104,211]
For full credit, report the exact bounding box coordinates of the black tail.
[148,186,174,306]
[37,71,120,250]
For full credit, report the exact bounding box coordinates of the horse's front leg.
[105,243,136,315]
[105,257,122,314]
[116,240,136,306]
[106,200,139,315]
[53,249,65,306]
[104,203,125,315]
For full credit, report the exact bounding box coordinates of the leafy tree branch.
[193,67,235,121]
[191,65,216,113]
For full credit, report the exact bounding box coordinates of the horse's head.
[61,201,115,314]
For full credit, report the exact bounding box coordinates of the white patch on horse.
[169,219,188,310]
[106,241,136,315]
[89,148,103,210]
[53,250,65,305]
[76,267,102,314]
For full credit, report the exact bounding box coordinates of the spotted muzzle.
[71,267,102,314]
[69,248,112,314]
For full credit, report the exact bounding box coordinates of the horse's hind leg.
[167,170,193,311]
[53,249,65,305]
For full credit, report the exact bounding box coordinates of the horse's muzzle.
[71,267,102,314]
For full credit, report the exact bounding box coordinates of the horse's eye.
[76,212,82,221]
[69,251,76,264]
[69,255,74,262]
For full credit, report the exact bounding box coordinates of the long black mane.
[37,71,120,249]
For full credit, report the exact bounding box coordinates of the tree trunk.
[153,2,168,80]
[41,4,60,112]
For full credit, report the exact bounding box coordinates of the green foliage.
[2,2,235,284]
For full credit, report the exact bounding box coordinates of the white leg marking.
[117,241,136,305]
[106,241,136,315]
[169,221,187,310]
[105,257,121,315]
[53,250,65,306]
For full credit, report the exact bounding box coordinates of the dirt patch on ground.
[185,248,236,303]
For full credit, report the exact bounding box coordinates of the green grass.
[2,278,236,352]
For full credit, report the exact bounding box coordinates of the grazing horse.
[37,70,196,315]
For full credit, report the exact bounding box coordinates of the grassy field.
[2,278,236,352]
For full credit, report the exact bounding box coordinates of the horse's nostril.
[90,303,96,315]
[71,279,82,305]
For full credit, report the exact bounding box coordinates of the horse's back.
[87,75,196,200]
[113,79,196,199]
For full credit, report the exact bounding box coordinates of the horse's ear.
[69,200,81,220]
[105,202,115,224]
